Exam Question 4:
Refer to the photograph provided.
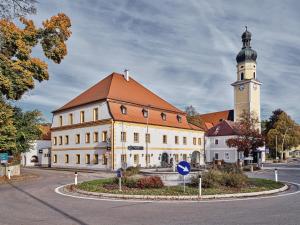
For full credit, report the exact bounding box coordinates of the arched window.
[241,72,244,80]
[253,72,256,79]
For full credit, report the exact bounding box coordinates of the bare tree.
[0,0,37,19]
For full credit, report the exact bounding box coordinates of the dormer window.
[161,113,166,121]
[177,115,182,123]
[142,109,148,118]
[120,105,127,115]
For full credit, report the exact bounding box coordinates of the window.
[68,113,73,125]
[93,154,99,164]
[253,72,256,79]
[121,154,127,164]
[102,154,107,165]
[193,137,197,145]
[225,152,229,160]
[75,134,80,144]
[198,138,201,145]
[145,133,151,143]
[134,154,139,165]
[121,132,126,142]
[85,133,90,143]
[59,116,63,126]
[65,154,69,163]
[93,108,98,121]
[120,105,127,115]
[182,154,187,161]
[53,137,57,145]
[183,137,187,145]
[134,132,139,143]
[163,135,167,144]
[214,153,219,160]
[241,72,244,80]
[161,113,166,121]
[177,115,182,123]
[102,131,107,142]
[59,136,63,145]
[142,108,148,118]
[85,154,90,164]
[175,136,179,144]
[174,154,179,162]
[146,154,150,164]
[93,132,99,142]
[65,135,69,145]
[76,154,80,164]
[53,154,57,163]
[80,111,85,123]
[215,139,219,145]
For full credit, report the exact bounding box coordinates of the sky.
[15,0,300,123]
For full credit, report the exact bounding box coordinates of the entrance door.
[161,153,169,167]
[191,151,201,167]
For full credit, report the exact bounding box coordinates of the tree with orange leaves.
[0,13,71,100]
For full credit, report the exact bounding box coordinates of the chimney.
[124,69,130,81]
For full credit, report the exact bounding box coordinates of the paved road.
[0,167,300,225]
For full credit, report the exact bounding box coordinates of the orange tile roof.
[196,109,234,128]
[53,73,182,113]
[108,101,202,131]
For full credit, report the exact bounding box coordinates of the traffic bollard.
[275,168,278,182]
[75,171,78,185]
[119,177,122,191]
[8,169,11,180]
[199,176,202,197]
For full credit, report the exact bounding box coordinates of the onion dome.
[236,26,257,63]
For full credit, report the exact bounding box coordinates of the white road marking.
[54,181,300,204]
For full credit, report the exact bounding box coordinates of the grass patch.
[76,178,285,196]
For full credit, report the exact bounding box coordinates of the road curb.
[68,184,288,201]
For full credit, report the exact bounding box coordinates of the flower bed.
[75,177,284,196]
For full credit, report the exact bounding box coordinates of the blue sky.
[16,0,300,123]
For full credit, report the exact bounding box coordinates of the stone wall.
[0,164,21,177]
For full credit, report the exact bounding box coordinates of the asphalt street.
[0,166,300,225]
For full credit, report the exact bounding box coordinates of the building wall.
[21,140,51,167]
[113,121,205,170]
[205,135,239,163]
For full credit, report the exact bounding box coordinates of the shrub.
[201,169,224,188]
[124,166,140,177]
[136,176,164,189]
[221,172,248,188]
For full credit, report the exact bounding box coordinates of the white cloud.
[17,0,300,123]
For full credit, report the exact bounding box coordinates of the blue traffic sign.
[116,168,123,178]
[177,161,191,176]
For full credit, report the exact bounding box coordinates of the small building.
[51,71,205,170]
[205,120,243,163]
[21,125,51,167]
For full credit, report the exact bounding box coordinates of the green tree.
[12,107,42,157]
[0,13,72,100]
[0,96,16,152]
[226,111,264,158]
[266,110,300,159]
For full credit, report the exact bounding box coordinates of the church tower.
[232,27,262,124]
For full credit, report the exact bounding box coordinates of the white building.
[51,71,205,170]
[21,125,52,167]
[205,120,243,163]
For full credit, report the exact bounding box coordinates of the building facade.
[51,72,205,170]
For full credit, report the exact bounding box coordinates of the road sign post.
[177,161,191,194]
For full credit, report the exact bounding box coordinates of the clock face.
[239,85,245,91]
